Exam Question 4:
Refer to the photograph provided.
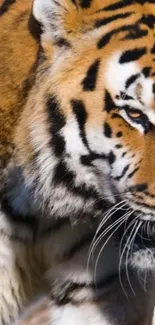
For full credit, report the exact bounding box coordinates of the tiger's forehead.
[38,0,155,125]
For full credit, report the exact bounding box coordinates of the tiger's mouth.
[111,204,155,269]
[118,216,155,270]
[132,220,155,251]
[118,220,155,250]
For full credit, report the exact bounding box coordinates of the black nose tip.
[129,183,148,192]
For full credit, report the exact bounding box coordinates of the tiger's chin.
[115,207,155,271]
[130,248,155,270]
[129,223,155,271]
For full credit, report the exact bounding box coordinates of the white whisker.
[118,216,138,297]
[96,200,128,235]
[88,200,127,264]
[87,207,129,274]
[125,220,142,296]
[93,214,127,286]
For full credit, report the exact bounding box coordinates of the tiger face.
[10,0,155,269]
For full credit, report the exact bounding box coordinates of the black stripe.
[125,74,140,89]
[81,151,115,166]
[122,25,148,40]
[104,0,132,11]
[151,43,155,54]
[142,67,151,78]
[104,122,112,138]
[98,23,148,49]
[81,0,92,8]
[53,160,101,202]
[108,151,116,164]
[104,90,115,112]
[47,96,66,157]
[97,29,115,49]
[53,160,75,187]
[28,13,41,41]
[120,92,134,100]
[56,38,71,48]
[122,151,127,157]
[97,24,141,49]
[144,191,155,199]
[127,166,139,179]
[104,0,155,11]
[112,113,125,121]
[0,0,15,16]
[52,281,87,305]
[95,12,132,28]
[138,0,155,3]
[82,59,100,91]
[133,200,155,210]
[119,48,147,64]
[71,99,90,150]
[114,164,130,181]
[140,15,155,29]
[129,183,148,192]
[80,152,106,166]
[117,104,131,111]
[1,197,37,229]
[137,0,155,3]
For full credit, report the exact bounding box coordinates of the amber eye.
[124,108,151,133]
[127,109,142,120]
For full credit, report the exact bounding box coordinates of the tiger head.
[6,0,155,268]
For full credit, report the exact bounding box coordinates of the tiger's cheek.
[107,114,143,152]
[103,115,145,181]
[129,132,155,189]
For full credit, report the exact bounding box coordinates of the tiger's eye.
[127,109,142,119]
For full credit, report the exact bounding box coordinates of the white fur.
[50,301,113,325]
[105,52,140,97]
[131,249,155,270]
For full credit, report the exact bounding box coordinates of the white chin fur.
[130,248,155,270]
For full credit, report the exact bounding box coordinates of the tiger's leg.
[0,226,46,325]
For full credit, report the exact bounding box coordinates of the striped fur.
[1,0,155,324]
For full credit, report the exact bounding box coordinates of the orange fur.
[0,0,39,168]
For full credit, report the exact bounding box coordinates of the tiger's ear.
[33,0,81,41]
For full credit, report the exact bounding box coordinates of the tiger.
[2,0,155,324]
